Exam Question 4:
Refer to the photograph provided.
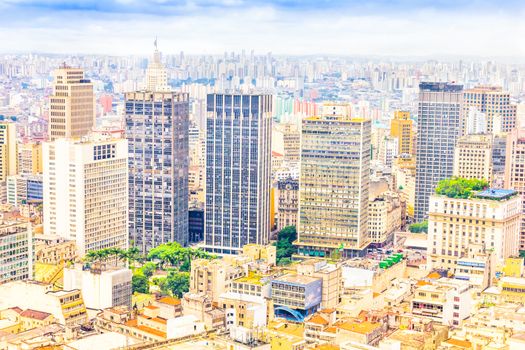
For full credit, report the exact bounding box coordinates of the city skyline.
[0,0,524,57]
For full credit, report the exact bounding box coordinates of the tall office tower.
[126,45,189,252]
[49,65,95,141]
[505,129,525,250]
[43,137,128,256]
[0,122,17,182]
[414,82,463,223]
[0,220,33,284]
[204,93,272,254]
[453,134,493,182]
[18,142,42,175]
[125,49,189,252]
[427,188,521,271]
[296,106,371,258]
[126,91,189,252]
[390,110,413,155]
[463,86,516,134]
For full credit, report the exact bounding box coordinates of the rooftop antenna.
[154,36,158,51]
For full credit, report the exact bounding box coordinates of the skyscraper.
[390,110,413,155]
[49,65,95,141]
[463,86,516,134]
[126,45,189,252]
[0,122,17,182]
[414,82,463,222]
[43,136,128,256]
[505,129,525,250]
[295,104,371,258]
[203,93,272,254]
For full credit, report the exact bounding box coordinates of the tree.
[409,220,428,233]
[162,271,190,298]
[274,226,297,264]
[132,274,149,294]
[278,258,292,266]
[140,262,157,278]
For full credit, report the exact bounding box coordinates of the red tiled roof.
[20,309,52,321]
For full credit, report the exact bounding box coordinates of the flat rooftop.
[273,274,320,285]
[474,189,517,200]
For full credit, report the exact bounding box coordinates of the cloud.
[0,0,523,57]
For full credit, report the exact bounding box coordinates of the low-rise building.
[271,274,322,322]
[0,281,87,326]
[190,258,245,303]
[411,278,471,326]
[218,292,268,330]
[297,260,342,309]
[34,234,77,264]
[63,263,132,310]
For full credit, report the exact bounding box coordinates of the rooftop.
[273,273,320,285]
[336,320,381,334]
[234,271,265,286]
[157,296,181,306]
[474,189,517,201]
[20,309,52,320]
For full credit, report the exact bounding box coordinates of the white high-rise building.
[145,40,170,92]
[43,136,128,256]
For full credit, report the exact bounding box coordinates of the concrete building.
[277,177,299,231]
[415,82,463,222]
[49,65,95,141]
[505,129,525,250]
[427,188,521,270]
[271,274,322,322]
[410,278,471,326]
[453,134,493,183]
[390,111,413,155]
[126,45,188,252]
[463,86,516,134]
[17,142,42,175]
[204,93,272,254]
[0,281,88,326]
[0,220,33,284]
[218,292,267,330]
[189,259,245,303]
[368,192,403,246]
[0,122,17,183]
[63,264,132,310]
[6,174,43,206]
[296,259,341,309]
[296,104,371,258]
[43,136,128,256]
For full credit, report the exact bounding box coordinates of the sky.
[0,0,524,58]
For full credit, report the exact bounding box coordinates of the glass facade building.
[203,93,272,254]
[125,91,189,252]
[415,82,463,222]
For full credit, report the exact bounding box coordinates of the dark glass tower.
[203,92,272,254]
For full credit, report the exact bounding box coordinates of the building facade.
[505,129,525,250]
[125,91,189,252]
[277,177,299,231]
[427,189,521,270]
[0,221,33,284]
[43,137,128,256]
[453,134,493,182]
[18,142,42,175]
[296,107,371,258]
[390,111,413,155]
[415,82,463,222]
[463,86,516,134]
[204,93,272,254]
[49,65,95,141]
[0,122,17,183]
